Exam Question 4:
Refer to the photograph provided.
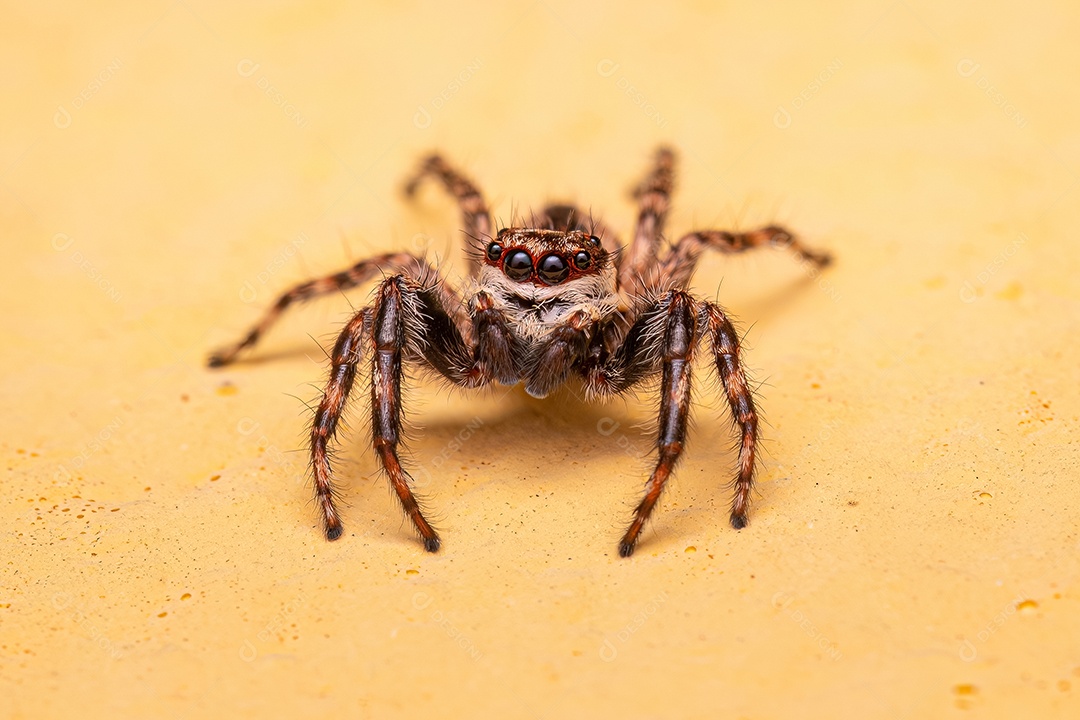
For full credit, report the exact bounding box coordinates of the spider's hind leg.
[404,153,493,276]
[621,146,676,295]
[660,225,832,289]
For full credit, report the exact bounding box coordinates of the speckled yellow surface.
[3,2,1079,718]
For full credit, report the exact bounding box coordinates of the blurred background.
[3,2,1078,718]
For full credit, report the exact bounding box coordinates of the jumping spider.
[209,147,831,557]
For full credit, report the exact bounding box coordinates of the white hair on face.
[471,264,620,342]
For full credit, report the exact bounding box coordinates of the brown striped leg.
[403,154,493,276]
[621,146,675,294]
[700,301,759,529]
[208,252,452,367]
[307,273,492,546]
[310,308,373,540]
[660,226,832,289]
[371,276,440,551]
[619,291,698,557]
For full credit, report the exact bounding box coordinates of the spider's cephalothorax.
[474,226,621,396]
[209,148,831,557]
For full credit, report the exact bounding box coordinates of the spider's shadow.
[334,378,745,554]
[363,381,655,472]
[699,265,826,326]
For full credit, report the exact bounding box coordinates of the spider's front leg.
[369,276,441,551]
[618,291,698,557]
[310,270,525,548]
[309,278,441,548]
[310,308,373,539]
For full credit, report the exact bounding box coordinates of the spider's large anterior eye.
[486,242,503,262]
[504,250,533,281]
[573,251,591,270]
[537,254,569,284]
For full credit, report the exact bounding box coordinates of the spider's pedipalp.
[469,290,521,385]
[523,308,595,398]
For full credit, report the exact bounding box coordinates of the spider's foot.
[207,345,245,367]
[325,521,344,541]
[618,515,647,557]
[422,535,441,553]
[618,524,641,557]
[730,512,748,530]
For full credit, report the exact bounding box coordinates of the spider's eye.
[537,254,569,284]
[588,235,602,247]
[486,242,503,262]
[573,251,591,270]
[503,250,533,281]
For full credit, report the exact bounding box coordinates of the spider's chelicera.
[209,148,831,557]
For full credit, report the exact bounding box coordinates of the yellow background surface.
[3,2,1078,718]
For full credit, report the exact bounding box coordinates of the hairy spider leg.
[310,308,372,539]
[368,276,442,550]
[659,226,832,290]
[701,300,760,529]
[403,153,493,277]
[622,146,676,295]
[208,252,462,367]
[618,290,698,556]
[309,269,526,548]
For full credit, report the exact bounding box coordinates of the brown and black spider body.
[209,148,831,557]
